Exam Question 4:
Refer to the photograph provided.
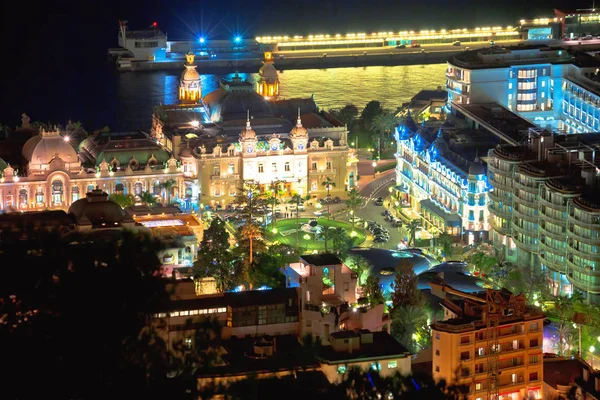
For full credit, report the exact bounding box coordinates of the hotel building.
[430,281,545,400]
[487,131,600,302]
[446,44,600,134]
[394,112,494,242]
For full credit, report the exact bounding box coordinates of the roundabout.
[265,218,367,251]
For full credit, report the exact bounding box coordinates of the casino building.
[0,52,356,212]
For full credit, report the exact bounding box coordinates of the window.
[508,82,513,89]
[477,347,484,356]
[460,351,470,361]
[512,373,518,383]
[71,186,79,202]
[530,322,539,331]
[435,349,440,356]
[228,163,235,175]
[214,185,221,196]
[343,282,349,291]
[387,360,397,369]
[460,335,470,344]
[311,181,317,191]
[134,182,143,195]
[476,383,482,391]
[508,93,513,100]
[229,185,236,196]
[530,338,539,347]
[435,365,440,372]
[435,333,440,340]
[311,161,317,171]
[542,81,546,87]
[213,165,220,176]
[19,189,28,207]
[272,163,277,173]
[115,183,124,194]
[51,180,64,205]
[284,162,290,172]
[258,163,264,173]
[326,160,332,170]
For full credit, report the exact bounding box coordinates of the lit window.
[228,163,235,174]
[285,162,290,172]
[170,312,180,317]
[190,310,198,315]
[258,163,264,173]
[508,82,513,90]
[337,365,346,374]
[542,81,546,87]
[218,307,227,313]
[508,94,513,100]
[388,360,397,369]
[476,383,482,391]
[208,308,218,314]
[180,311,189,316]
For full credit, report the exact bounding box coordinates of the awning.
[393,185,410,194]
[420,199,462,227]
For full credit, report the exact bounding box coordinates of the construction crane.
[429,280,527,400]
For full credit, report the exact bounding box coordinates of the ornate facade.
[394,113,492,241]
[256,52,279,98]
[179,51,201,103]
[0,126,186,213]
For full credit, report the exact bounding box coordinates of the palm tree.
[556,322,572,356]
[345,188,362,233]
[267,180,284,229]
[369,111,400,151]
[289,193,306,253]
[322,177,336,219]
[345,254,371,286]
[139,191,156,207]
[240,223,261,266]
[160,179,176,205]
[406,219,421,247]
[436,231,453,260]
[109,193,135,208]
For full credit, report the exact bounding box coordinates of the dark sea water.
[4,63,446,132]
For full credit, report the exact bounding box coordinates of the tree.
[363,275,385,306]
[345,188,363,233]
[267,180,284,229]
[249,253,285,289]
[406,219,421,247]
[330,104,359,127]
[235,180,265,223]
[110,193,135,208]
[329,227,353,259]
[240,223,262,267]
[436,231,453,260]
[391,304,428,353]
[468,251,497,277]
[345,254,371,286]
[289,193,309,253]
[139,190,156,207]
[391,259,422,308]
[160,179,177,205]
[322,177,336,219]
[369,111,400,150]
[193,217,233,292]
[361,100,384,128]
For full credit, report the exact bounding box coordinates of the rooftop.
[319,331,410,363]
[543,356,585,390]
[452,102,539,145]
[300,253,343,266]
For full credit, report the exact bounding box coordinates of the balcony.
[539,225,567,242]
[567,245,600,261]
[569,214,600,229]
[540,211,567,226]
[512,235,538,252]
[489,179,513,192]
[310,168,336,176]
[512,223,537,237]
[513,208,538,223]
[514,181,539,195]
[567,260,600,277]
[488,163,513,178]
[568,227,600,246]
[538,196,567,211]
[515,194,538,208]
[567,274,600,293]
[488,203,512,219]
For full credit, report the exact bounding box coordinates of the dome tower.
[179,51,201,103]
[257,52,279,98]
[240,111,258,157]
[290,108,308,152]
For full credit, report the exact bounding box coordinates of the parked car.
[452,41,461,46]
[395,44,406,49]
[349,216,362,223]
[583,35,593,40]
[489,40,496,45]
[411,43,421,48]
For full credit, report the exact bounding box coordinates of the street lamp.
[372,161,377,167]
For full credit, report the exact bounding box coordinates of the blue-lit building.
[446,44,600,134]
[394,113,493,243]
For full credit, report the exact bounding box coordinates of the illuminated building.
[0,119,186,212]
[285,254,390,344]
[487,132,600,302]
[257,52,279,98]
[256,27,520,51]
[394,113,493,241]
[430,280,545,400]
[152,62,357,206]
[179,51,201,103]
[555,8,600,38]
[446,44,600,134]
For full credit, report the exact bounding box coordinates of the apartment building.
[430,281,545,400]
[446,44,600,134]
[487,131,600,302]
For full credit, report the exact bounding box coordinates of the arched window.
[153,181,161,196]
[19,189,28,208]
[115,183,125,194]
[87,184,95,192]
[134,182,143,196]
[52,180,64,205]
[72,186,79,202]
[35,188,44,204]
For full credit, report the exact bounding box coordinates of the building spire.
[246,110,251,129]
[296,107,302,127]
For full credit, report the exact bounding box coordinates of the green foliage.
[345,254,371,286]
[405,219,421,247]
[193,217,234,291]
[374,162,396,173]
[139,190,156,207]
[329,104,359,127]
[436,232,453,259]
[109,193,135,208]
[363,275,385,306]
[391,260,422,309]
[361,100,384,127]
[328,227,353,259]
[160,179,177,205]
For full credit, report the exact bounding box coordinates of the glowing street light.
[63,136,70,142]
[372,161,377,167]
[234,36,242,43]
[191,120,199,128]
[199,37,205,43]
[272,228,278,234]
